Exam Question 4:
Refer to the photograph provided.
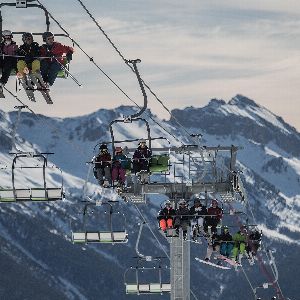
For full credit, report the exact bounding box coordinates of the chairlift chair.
[71,201,128,244]
[0,152,64,202]
[0,0,72,79]
[124,258,171,295]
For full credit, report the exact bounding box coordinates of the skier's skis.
[216,255,240,267]
[19,77,36,102]
[30,73,53,104]
[195,257,230,270]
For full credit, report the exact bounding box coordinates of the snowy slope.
[0,95,299,299]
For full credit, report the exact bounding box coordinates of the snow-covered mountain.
[0,94,299,300]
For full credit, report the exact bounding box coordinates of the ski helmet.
[99,143,108,150]
[42,31,54,42]
[165,200,172,207]
[22,32,33,42]
[194,198,201,204]
[138,138,146,145]
[115,146,123,153]
[2,30,12,38]
[211,199,218,206]
[178,199,186,206]
[240,225,247,234]
[222,226,229,232]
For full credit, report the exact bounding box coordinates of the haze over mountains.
[0,94,299,299]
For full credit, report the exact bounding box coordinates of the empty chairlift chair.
[72,201,128,244]
[0,153,64,202]
[124,258,171,295]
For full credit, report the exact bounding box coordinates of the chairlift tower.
[169,230,190,300]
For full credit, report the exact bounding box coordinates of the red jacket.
[207,206,223,221]
[1,41,18,56]
[94,152,111,168]
[40,42,73,64]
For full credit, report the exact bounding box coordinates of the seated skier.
[174,200,190,239]
[219,226,234,258]
[16,32,40,79]
[111,146,128,188]
[132,139,152,183]
[157,200,175,232]
[93,144,112,188]
[190,198,207,241]
[205,232,221,261]
[205,199,223,234]
[246,228,262,259]
[40,32,73,86]
[0,30,18,92]
[231,226,247,264]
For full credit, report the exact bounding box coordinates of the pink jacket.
[1,41,18,56]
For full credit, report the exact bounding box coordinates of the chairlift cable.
[73,0,200,145]
[34,0,184,145]
[133,203,169,259]
[240,265,257,299]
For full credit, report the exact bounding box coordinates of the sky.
[1,0,300,131]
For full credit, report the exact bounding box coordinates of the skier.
[16,32,40,78]
[246,228,262,258]
[111,146,128,187]
[0,30,18,92]
[219,226,234,258]
[132,139,152,183]
[94,144,112,187]
[205,232,221,261]
[190,198,207,241]
[157,200,175,232]
[174,200,190,239]
[231,226,247,264]
[205,199,223,234]
[40,32,73,86]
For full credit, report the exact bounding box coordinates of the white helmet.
[138,138,146,144]
[165,200,172,207]
[2,30,12,37]
[178,199,186,206]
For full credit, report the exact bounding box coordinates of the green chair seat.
[149,154,169,173]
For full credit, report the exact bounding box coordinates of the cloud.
[0,0,299,131]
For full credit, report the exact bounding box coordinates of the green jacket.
[232,231,246,246]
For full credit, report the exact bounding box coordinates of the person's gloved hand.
[66,51,73,62]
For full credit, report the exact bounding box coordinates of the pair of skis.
[19,72,53,104]
[195,255,241,270]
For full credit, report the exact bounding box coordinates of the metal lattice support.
[169,229,190,300]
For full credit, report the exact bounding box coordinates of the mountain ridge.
[0,94,299,299]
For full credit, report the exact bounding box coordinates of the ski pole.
[54,57,82,87]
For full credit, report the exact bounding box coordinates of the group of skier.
[93,139,152,188]
[205,225,261,265]
[0,30,73,93]
[157,198,261,264]
[157,198,223,238]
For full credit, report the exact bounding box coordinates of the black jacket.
[17,42,40,64]
[219,232,233,243]
[157,207,175,220]
[190,205,207,218]
[176,206,190,221]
